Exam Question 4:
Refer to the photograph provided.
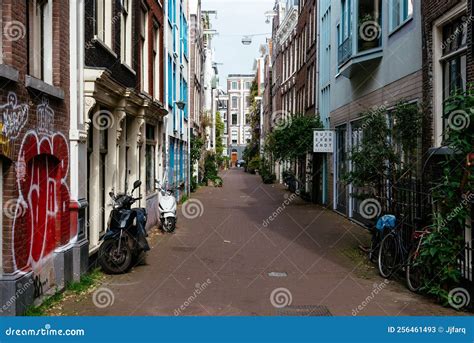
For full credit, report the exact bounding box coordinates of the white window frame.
[389,0,414,33]
[140,6,149,94]
[121,0,133,67]
[153,23,160,100]
[29,0,53,84]
[432,1,467,147]
[95,0,112,47]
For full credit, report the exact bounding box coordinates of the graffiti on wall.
[0,92,29,156]
[7,95,72,294]
[37,96,54,135]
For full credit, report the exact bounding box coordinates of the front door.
[231,150,238,167]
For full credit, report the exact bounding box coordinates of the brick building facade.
[0,0,72,315]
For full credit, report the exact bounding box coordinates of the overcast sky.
[202,0,275,88]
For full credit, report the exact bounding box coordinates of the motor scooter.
[98,180,150,274]
[156,180,178,232]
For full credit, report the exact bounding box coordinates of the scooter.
[156,180,178,233]
[98,180,150,274]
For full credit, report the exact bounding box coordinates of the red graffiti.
[12,131,71,272]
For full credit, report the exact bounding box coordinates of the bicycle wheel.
[406,248,424,292]
[378,232,399,278]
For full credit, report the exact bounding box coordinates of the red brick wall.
[144,0,165,104]
[1,0,71,284]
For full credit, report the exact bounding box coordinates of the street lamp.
[242,36,252,45]
[264,10,277,24]
[175,101,186,110]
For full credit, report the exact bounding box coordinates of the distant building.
[227,74,255,165]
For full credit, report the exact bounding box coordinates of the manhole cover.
[277,305,332,316]
[268,272,288,277]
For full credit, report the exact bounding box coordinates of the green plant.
[203,153,218,183]
[417,89,474,302]
[344,107,399,199]
[215,112,225,168]
[248,156,261,174]
[264,115,323,161]
[24,269,103,316]
[260,161,276,184]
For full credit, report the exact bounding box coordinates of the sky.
[202,0,275,88]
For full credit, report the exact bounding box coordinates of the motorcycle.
[156,180,179,233]
[98,180,150,274]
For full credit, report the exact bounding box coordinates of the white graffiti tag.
[1,92,29,139]
[37,96,54,135]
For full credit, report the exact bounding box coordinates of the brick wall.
[295,0,317,117]
[421,0,463,154]
[1,0,71,281]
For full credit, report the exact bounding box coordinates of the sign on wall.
[313,130,334,153]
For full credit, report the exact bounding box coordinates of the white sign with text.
[313,130,334,153]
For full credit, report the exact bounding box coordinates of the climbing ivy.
[418,89,474,303]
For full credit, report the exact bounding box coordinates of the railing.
[338,37,352,66]
[459,201,473,282]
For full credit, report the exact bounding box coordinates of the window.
[245,81,251,90]
[358,0,382,52]
[245,96,251,108]
[140,7,149,93]
[441,16,467,133]
[95,0,112,45]
[341,0,351,42]
[121,0,132,66]
[231,129,238,144]
[231,97,238,109]
[231,81,238,90]
[146,125,156,193]
[389,0,413,31]
[167,56,173,106]
[153,24,160,100]
[29,0,53,83]
[232,113,238,125]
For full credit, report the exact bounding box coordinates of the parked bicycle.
[405,226,433,292]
